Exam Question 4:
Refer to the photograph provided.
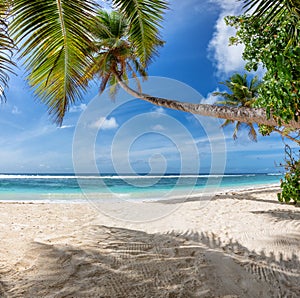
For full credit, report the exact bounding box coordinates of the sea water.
[0,173,283,202]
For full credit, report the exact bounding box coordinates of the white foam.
[0,174,261,180]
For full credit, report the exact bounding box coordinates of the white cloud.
[90,117,118,130]
[152,124,165,131]
[153,106,165,114]
[201,89,220,104]
[59,125,74,129]
[12,105,21,115]
[69,103,87,113]
[208,0,245,76]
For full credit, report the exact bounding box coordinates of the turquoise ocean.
[0,173,283,203]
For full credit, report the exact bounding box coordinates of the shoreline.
[0,183,281,204]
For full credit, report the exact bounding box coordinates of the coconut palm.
[0,0,299,130]
[83,11,300,131]
[82,10,150,98]
[213,74,261,141]
[9,0,99,124]
[8,0,167,124]
[82,9,300,131]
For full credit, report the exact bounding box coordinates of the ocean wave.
[0,174,259,180]
[0,174,78,179]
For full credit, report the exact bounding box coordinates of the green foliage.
[112,0,168,66]
[0,0,16,101]
[213,73,261,141]
[258,124,274,136]
[242,0,300,27]
[6,0,168,124]
[278,145,300,203]
[226,12,300,124]
[9,0,98,125]
[226,5,300,203]
[83,10,150,97]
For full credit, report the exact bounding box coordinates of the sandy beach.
[0,186,299,297]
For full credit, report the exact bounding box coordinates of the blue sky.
[0,0,292,174]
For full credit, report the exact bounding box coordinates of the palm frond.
[112,0,168,66]
[242,0,291,22]
[233,121,242,140]
[0,0,16,101]
[127,62,142,93]
[217,100,239,106]
[91,10,128,41]
[81,51,112,86]
[132,59,148,79]
[242,0,300,45]
[213,91,235,100]
[100,73,111,94]
[216,73,260,142]
[108,74,120,100]
[10,0,98,125]
[247,123,258,141]
[85,8,152,99]
[249,75,259,89]
[216,74,260,106]
[221,119,235,128]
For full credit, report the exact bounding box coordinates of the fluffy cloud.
[90,117,118,130]
[201,89,221,105]
[69,103,87,113]
[208,0,245,76]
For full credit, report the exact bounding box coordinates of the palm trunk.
[114,73,300,130]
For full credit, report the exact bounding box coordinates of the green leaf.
[242,0,297,23]
[112,0,168,65]
[0,0,16,101]
[10,0,98,125]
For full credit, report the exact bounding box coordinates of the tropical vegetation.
[0,0,299,201]
[232,0,300,202]
[213,73,260,141]
[278,144,300,203]
[82,9,149,98]
[0,0,298,130]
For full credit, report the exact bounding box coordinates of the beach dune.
[0,187,299,297]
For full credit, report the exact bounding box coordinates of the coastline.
[0,185,299,297]
[0,182,281,204]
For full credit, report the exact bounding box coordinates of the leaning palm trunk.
[113,72,300,130]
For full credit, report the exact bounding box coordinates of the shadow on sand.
[1,224,299,298]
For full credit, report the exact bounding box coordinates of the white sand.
[0,187,299,297]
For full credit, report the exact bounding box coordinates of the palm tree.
[82,10,300,131]
[82,10,149,98]
[0,0,16,102]
[0,0,299,130]
[8,0,167,125]
[9,0,99,124]
[213,74,261,141]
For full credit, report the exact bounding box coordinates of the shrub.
[278,145,300,203]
